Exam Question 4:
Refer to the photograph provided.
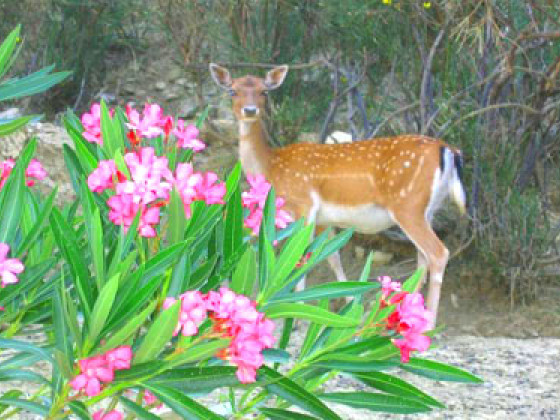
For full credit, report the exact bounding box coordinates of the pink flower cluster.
[0,159,47,190]
[0,243,24,288]
[87,147,225,236]
[175,163,226,218]
[93,410,122,420]
[81,102,205,153]
[242,174,293,235]
[379,276,433,363]
[164,287,276,383]
[69,346,132,397]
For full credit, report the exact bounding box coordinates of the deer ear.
[209,63,233,89]
[264,65,288,90]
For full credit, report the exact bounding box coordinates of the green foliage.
[0,25,70,136]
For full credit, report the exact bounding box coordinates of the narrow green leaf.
[268,282,378,304]
[401,358,483,383]
[264,303,359,328]
[134,301,181,364]
[0,70,71,101]
[402,268,425,293]
[0,25,20,78]
[168,339,230,367]
[259,408,319,420]
[224,186,243,262]
[224,163,241,202]
[53,284,73,374]
[168,189,187,245]
[0,115,34,136]
[68,401,91,420]
[258,366,341,420]
[141,242,188,286]
[353,371,444,408]
[299,299,328,360]
[0,398,48,417]
[320,392,431,414]
[87,274,120,345]
[0,370,50,386]
[90,208,105,289]
[143,383,224,420]
[147,366,239,394]
[312,355,397,373]
[15,186,57,257]
[120,397,160,420]
[0,338,53,364]
[230,247,257,297]
[99,301,156,353]
[100,99,120,158]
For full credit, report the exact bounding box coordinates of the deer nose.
[242,106,258,117]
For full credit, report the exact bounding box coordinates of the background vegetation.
[1,0,559,301]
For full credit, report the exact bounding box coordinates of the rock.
[0,107,22,120]
[354,245,366,259]
[177,98,199,119]
[175,77,188,87]
[371,251,393,266]
[326,130,352,144]
[155,81,167,91]
[165,91,180,101]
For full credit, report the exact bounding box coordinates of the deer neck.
[238,119,273,176]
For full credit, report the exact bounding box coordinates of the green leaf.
[99,301,156,353]
[264,303,359,328]
[230,246,257,297]
[0,369,51,386]
[320,392,432,414]
[188,255,219,290]
[143,383,224,420]
[15,186,57,257]
[87,274,120,346]
[259,408,320,420]
[401,358,483,383]
[312,354,397,373]
[50,207,93,316]
[0,338,53,364]
[262,348,291,364]
[68,401,91,420]
[0,138,35,243]
[0,398,48,417]
[141,242,188,286]
[0,115,35,136]
[169,339,230,367]
[268,282,378,304]
[100,99,121,158]
[146,366,239,394]
[0,25,20,78]
[258,366,341,420]
[90,208,105,289]
[353,371,444,408]
[0,68,72,101]
[114,361,166,382]
[224,186,243,262]
[402,268,424,293]
[266,224,313,297]
[53,284,74,375]
[224,162,241,202]
[120,396,160,420]
[134,300,181,364]
[168,189,187,245]
[299,299,328,360]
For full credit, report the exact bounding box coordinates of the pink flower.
[386,292,433,363]
[25,159,47,186]
[105,346,132,370]
[81,103,104,145]
[0,243,24,288]
[173,120,206,152]
[164,291,207,336]
[378,275,401,298]
[195,172,226,205]
[126,103,165,139]
[70,356,114,397]
[143,390,160,407]
[242,174,293,236]
[174,163,203,218]
[107,193,160,237]
[87,160,117,193]
[122,147,173,204]
[393,332,431,363]
[93,410,123,420]
[1,159,47,190]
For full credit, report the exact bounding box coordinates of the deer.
[209,63,466,326]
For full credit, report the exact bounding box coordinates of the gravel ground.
[3,336,558,419]
[318,336,560,420]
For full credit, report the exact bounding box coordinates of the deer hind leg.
[392,211,449,327]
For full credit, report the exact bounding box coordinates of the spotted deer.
[210,63,466,325]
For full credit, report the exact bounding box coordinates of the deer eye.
[228,89,237,97]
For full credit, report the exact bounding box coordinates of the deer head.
[209,63,289,122]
